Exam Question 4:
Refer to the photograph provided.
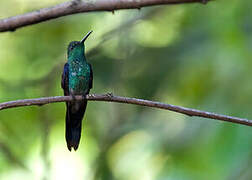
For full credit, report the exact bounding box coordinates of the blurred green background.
[0,0,252,179]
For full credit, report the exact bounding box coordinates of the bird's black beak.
[80,31,93,43]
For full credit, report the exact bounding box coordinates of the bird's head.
[67,31,92,58]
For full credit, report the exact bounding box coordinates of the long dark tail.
[65,100,87,151]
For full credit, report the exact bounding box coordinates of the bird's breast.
[69,61,91,95]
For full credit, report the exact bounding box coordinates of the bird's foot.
[82,94,87,100]
[70,94,77,102]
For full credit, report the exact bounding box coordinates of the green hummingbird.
[61,31,93,151]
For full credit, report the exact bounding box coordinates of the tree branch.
[0,0,209,32]
[0,93,251,127]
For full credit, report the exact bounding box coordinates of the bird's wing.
[61,63,69,96]
[88,63,93,89]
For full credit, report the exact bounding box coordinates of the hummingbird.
[61,31,93,151]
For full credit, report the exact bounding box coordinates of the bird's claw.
[82,94,87,100]
[71,94,76,101]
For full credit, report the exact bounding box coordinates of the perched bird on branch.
[61,31,93,151]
